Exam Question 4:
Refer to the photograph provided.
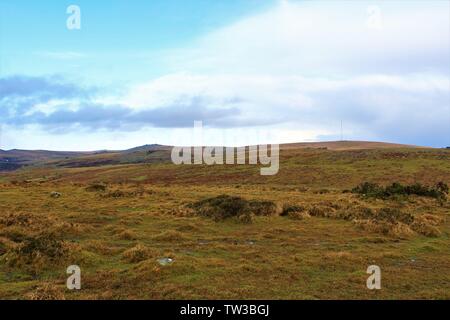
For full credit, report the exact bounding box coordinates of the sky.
[0,0,449,150]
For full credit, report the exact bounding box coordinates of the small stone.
[157,258,174,266]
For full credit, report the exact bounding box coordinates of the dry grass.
[26,282,66,300]
[122,244,157,263]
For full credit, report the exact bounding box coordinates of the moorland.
[0,141,449,299]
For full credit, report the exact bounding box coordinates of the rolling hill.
[0,141,426,172]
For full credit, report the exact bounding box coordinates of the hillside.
[0,144,171,171]
[0,141,426,172]
[280,141,426,150]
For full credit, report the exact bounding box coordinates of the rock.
[157,258,174,266]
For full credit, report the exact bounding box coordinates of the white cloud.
[122,72,448,135]
[164,0,449,76]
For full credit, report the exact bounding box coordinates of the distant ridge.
[0,141,434,172]
[280,140,428,151]
[123,144,170,153]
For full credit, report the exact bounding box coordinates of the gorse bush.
[189,195,277,222]
[15,232,67,262]
[1,230,79,274]
[190,195,250,221]
[352,181,448,200]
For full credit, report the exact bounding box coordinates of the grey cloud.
[20,103,241,130]
[0,81,244,132]
[0,75,89,100]
[0,75,95,120]
[0,75,243,130]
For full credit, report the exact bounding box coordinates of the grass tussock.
[280,204,310,220]
[122,244,157,263]
[117,230,138,241]
[100,186,150,198]
[410,214,443,237]
[354,219,415,238]
[26,282,66,300]
[151,230,189,242]
[0,212,48,231]
[280,202,444,238]
[248,200,278,216]
[352,208,441,238]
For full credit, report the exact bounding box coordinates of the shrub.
[189,195,276,223]
[1,230,79,273]
[85,182,107,192]
[190,195,250,221]
[436,181,449,194]
[280,204,305,216]
[352,181,448,200]
[351,182,383,197]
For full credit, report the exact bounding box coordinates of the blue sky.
[0,0,449,150]
[0,0,271,83]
